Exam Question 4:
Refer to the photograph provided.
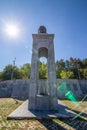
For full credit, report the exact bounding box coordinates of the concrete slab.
[7,100,76,119]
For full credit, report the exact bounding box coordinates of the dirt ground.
[0,98,87,130]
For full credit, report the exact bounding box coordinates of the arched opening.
[38,47,49,95]
[38,47,48,79]
[39,57,48,79]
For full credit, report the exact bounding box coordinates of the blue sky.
[0,0,87,71]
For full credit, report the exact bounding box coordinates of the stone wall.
[0,80,29,99]
[0,79,87,100]
[0,80,13,97]
[56,79,83,99]
[11,80,29,100]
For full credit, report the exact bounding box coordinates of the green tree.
[81,68,87,80]
[69,57,74,69]
[60,70,74,79]
[2,64,21,80]
[83,68,87,80]
[56,59,65,78]
[65,60,70,70]
[56,59,65,69]
[56,68,61,78]
[82,58,87,68]
[20,63,31,79]
[0,71,3,80]
[39,62,47,79]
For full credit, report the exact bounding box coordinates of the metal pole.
[11,57,16,80]
[77,61,81,80]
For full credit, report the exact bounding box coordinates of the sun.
[5,24,19,38]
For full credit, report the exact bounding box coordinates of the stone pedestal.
[36,95,50,110]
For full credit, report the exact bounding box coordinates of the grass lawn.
[0,98,87,130]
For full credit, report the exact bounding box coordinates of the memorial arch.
[28,26,58,110]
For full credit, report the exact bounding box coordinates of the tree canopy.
[0,57,87,80]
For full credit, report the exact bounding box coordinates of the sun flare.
[5,24,19,37]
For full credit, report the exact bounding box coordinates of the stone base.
[36,95,50,110]
[36,95,58,110]
[7,100,76,119]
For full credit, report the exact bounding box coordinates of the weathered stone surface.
[0,79,87,99]
[79,80,87,95]
[0,79,87,100]
[11,80,29,100]
[0,80,29,99]
[56,79,83,99]
[29,26,57,110]
[0,80,13,97]
[36,95,50,110]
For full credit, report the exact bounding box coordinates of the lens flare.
[5,24,19,38]
[57,82,66,91]
[57,81,87,120]
[65,91,77,102]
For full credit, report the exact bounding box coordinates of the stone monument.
[28,26,58,111]
[8,26,76,119]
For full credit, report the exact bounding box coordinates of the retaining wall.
[0,79,87,100]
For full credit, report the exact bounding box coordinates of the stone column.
[28,26,58,111]
[48,36,58,110]
[28,37,38,110]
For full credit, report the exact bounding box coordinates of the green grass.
[0,98,87,130]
